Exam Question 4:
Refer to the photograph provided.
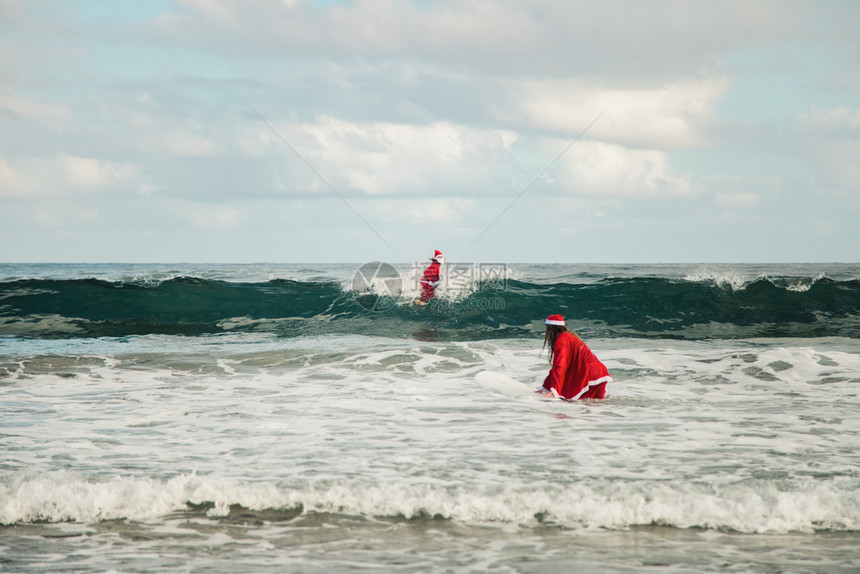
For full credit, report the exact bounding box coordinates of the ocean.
[1,262,858,573]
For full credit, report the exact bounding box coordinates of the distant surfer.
[414,250,444,305]
[538,314,612,400]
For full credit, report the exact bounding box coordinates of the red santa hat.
[433,250,444,261]
[545,314,566,326]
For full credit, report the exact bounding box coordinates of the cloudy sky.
[1,0,858,263]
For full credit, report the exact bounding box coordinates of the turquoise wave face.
[1,276,859,340]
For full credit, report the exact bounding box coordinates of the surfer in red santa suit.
[414,250,444,305]
[539,314,612,400]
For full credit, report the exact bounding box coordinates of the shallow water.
[1,264,858,572]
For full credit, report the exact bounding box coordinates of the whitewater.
[1,263,859,573]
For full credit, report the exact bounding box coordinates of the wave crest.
[1,274,859,340]
[2,471,858,534]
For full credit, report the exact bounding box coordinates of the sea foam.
[2,471,858,534]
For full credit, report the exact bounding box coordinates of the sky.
[1,0,859,263]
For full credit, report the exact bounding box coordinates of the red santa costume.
[541,314,611,400]
[419,250,444,302]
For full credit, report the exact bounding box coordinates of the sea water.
[1,263,858,573]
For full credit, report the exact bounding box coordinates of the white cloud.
[507,77,731,148]
[797,106,860,193]
[2,0,859,262]
[59,155,131,188]
[554,141,695,198]
[152,111,700,205]
[156,0,535,59]
[122,109,226,159]
[154,0,800,80]
[260,117,518,196]
[799,106,860,131]
[0,155,142,197]
[0,92,72,124]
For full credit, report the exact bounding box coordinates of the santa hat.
[545,314,566,326]
[433,250,444,261]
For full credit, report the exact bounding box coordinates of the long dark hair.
[542,324,583,363]
[542,324,568,364]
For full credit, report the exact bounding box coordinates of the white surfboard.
[475,371,547,401]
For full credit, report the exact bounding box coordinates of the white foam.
[684,267,751,290]
[1,471,857,533]
[3,335,859,538]
[783,272,826,293]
